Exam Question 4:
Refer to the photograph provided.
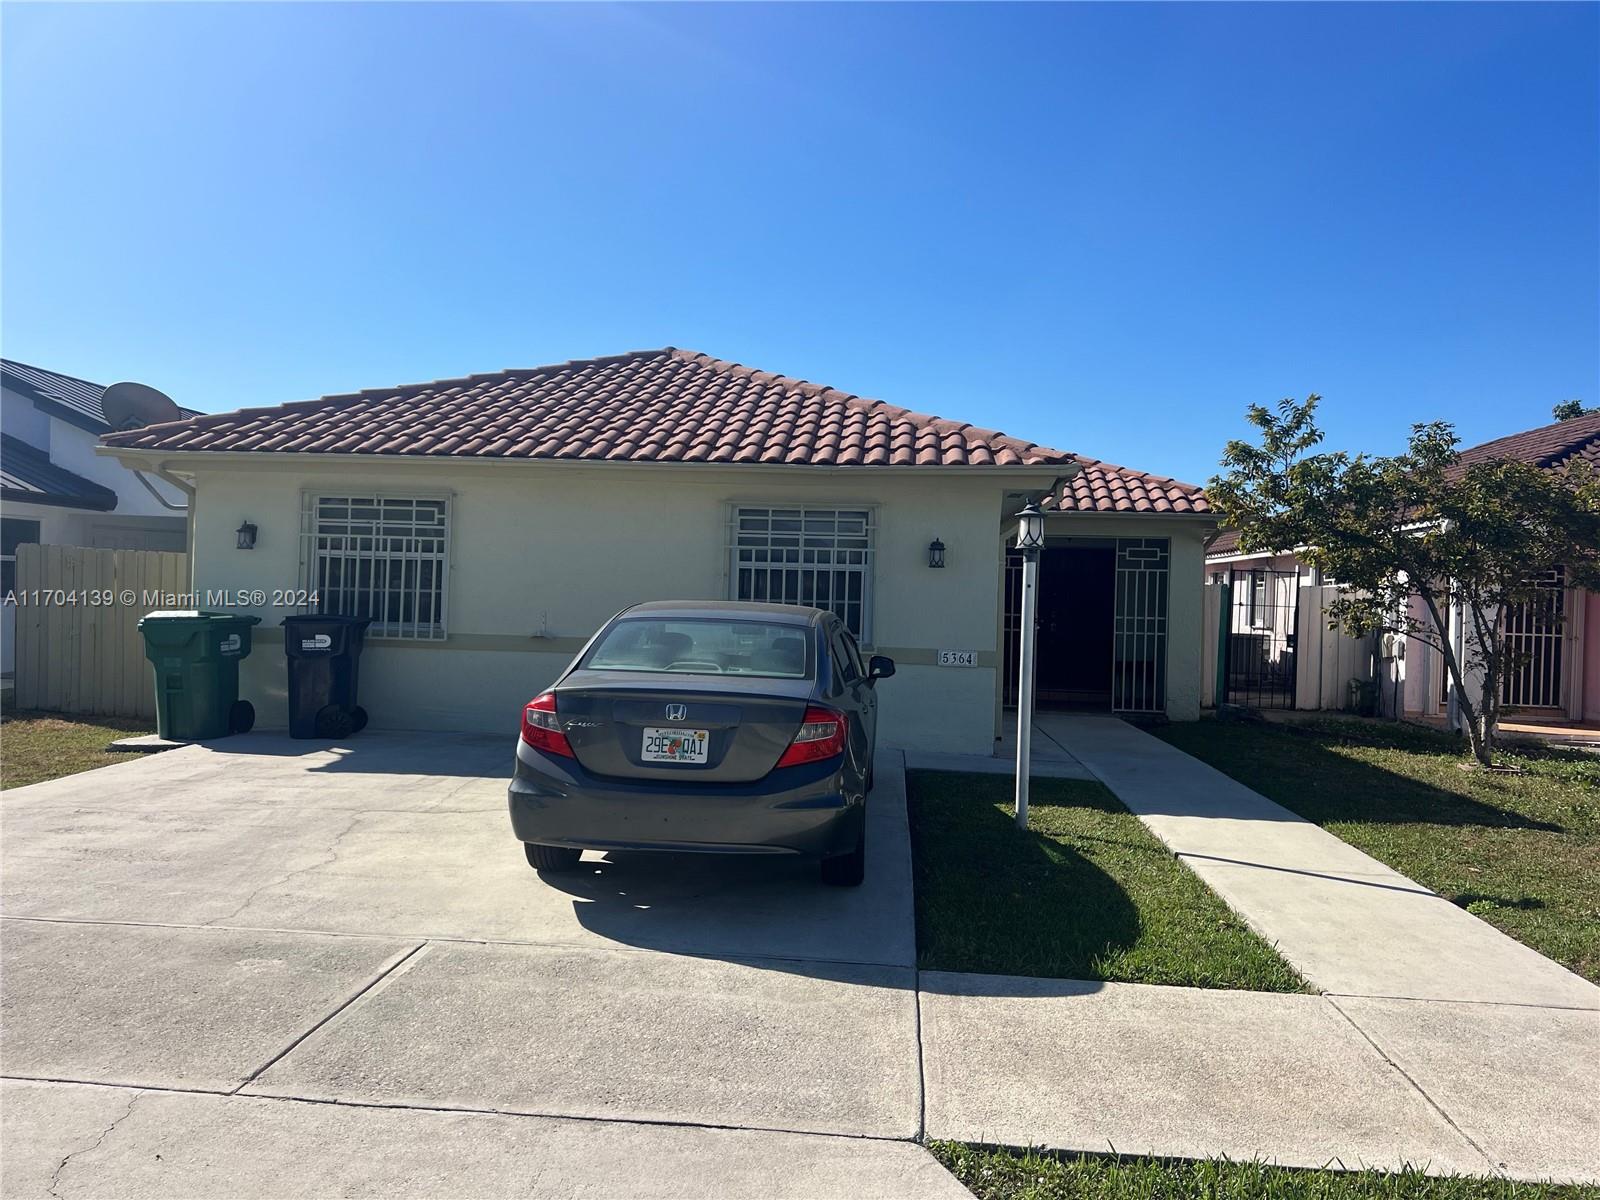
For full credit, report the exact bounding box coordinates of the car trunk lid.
[555,671,814,783]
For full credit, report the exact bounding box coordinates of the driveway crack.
[47,1090,143,1198]
[206,810,369,927]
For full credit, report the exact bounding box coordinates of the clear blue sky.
[3,2,1595,486]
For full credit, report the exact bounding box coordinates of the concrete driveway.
[1,734,961,1199]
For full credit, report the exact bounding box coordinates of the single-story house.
[100,348,1215,751]
[1205,411,1600,725]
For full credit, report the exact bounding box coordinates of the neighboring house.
[2,359,190,678]
[1205,412,1600,725]
[100,348,1216,750]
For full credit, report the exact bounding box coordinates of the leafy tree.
[1552,399,1597,421]
[1209,397,1600,765]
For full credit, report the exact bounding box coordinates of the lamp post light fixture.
[928,538,946,569]
[235,521,257,551]
[1013,502,1045,828]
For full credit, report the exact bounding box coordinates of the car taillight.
[520,692,574,758]
[775,705,847,768]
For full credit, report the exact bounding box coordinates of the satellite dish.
[101,381,182,431]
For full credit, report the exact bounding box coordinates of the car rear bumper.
[507,743,864,858]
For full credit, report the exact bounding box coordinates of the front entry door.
[1035,547,1116,706]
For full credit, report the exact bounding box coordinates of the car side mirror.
[867,655,896,683]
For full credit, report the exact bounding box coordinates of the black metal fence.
[1225,567,1299,709]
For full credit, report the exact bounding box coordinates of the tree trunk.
[1419,588,1496,766]
[1467,711,1495,766]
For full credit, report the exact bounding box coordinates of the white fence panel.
[1295,583,1376,710]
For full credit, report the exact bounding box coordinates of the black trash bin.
[282,614,373,738]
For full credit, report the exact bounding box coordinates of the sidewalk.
[1033,712,1599,1009]
[919,973,1600,1182]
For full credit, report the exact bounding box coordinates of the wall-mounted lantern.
[236,521,258,551]
[928,538,946,569]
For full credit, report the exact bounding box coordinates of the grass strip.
[908,769,1305,991]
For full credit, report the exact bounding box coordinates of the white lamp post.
[1013,502,1046,828]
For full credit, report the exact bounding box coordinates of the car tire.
[820,827,866,887]
[524,842,582,872]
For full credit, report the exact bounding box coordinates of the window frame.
[830,623,862,685]
[726,503,877,643]
[298,491,453,640]
[1248,570,1275,631]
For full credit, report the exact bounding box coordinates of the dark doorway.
[1004,540,1170,714]
[1036,547,1116,706]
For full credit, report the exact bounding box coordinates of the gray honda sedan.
[508,601,893,886]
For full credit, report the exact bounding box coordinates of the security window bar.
[730,506,874,640]
[1500,567,1565,710]
[1112,538,1170,713]
[300,494,449,639]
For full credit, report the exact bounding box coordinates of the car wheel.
[524,842,582,872]
[820,828,866,887]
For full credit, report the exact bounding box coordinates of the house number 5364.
[938,650,976,667]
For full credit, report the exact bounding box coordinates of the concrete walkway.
[1033,712,1600,1010]
[920,973,1600,1183]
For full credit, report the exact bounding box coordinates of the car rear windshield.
[583,618,813,679]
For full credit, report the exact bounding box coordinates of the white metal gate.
[1112,538,1169,713]
[1501,568,1565,710]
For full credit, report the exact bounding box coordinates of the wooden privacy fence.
[10,544,189,719]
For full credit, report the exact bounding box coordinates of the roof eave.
[0,485,118,512]
[95,444,1075,478]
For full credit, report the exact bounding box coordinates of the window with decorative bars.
[729,506,874,640]
[1500,566,1566,709]
[299,494,450,639]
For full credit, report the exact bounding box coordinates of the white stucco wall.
[167,456,1056,752]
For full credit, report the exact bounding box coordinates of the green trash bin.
[137,610,263,741]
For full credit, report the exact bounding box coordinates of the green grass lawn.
[1,709,153,789]
[1152,717,1600,983]
[907,769,1306,991]
[930,1142,1599,1200]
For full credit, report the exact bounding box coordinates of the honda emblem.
[664,703,688,722]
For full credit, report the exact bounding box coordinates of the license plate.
[641,727,710,764]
